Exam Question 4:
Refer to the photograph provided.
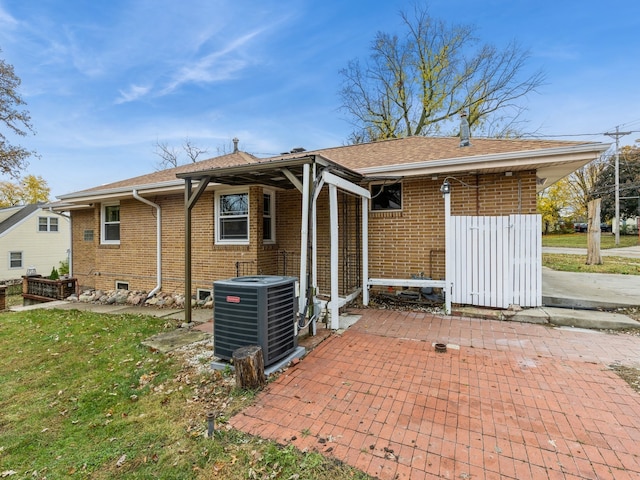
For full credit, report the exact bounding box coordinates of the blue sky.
[0,0,639,198]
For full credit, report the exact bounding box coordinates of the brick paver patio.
[230,309,640,479]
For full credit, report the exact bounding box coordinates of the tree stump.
[232,345,266,390]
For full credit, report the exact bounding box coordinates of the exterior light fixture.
[440,181,450,195]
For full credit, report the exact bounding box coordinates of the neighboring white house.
[0,204,71,281]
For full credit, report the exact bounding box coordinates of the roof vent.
[459,111,471,147]
[232,137,239,153]
[290,147,306,154]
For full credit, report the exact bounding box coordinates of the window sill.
[370,210,403,218]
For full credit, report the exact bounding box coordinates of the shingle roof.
[0,203,41,235]
[64,150,260,197]
[309,136,591,171]
[58,136,606,200]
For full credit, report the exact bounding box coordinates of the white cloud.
[0,4,18,28]
[161,29,265,94]
[115,84,152,104]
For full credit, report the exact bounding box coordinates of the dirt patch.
[602,311,640,392]
[610,364,640,393]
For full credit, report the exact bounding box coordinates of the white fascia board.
[358,143,611,176]
[57,179,219,203]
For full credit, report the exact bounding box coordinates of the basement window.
[115,281,129,290]
[371,182,402,211]
[197,289,212,302]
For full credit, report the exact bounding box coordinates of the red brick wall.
[69,171,536,296]
[71,208,98,290]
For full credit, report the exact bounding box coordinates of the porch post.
[443,182,452,315]
[362,196,369,305]
[310,163,317,335]
[329,183,340,329]
[298,164,311,317]
[183,175,211,324]
[184,178,192,324]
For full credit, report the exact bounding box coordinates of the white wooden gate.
[449,214,542,308]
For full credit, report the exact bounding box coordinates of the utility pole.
[604,127,631,245]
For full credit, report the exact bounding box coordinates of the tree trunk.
[232,345,266,390]
[586,198,602,265]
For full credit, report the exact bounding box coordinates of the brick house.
[55,135,608,326]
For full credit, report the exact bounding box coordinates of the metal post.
[184,178,192,324]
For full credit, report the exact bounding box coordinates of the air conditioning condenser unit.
[213,275,298,367]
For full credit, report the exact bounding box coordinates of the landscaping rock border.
[66,289,213,309]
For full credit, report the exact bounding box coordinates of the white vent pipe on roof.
[132,190,162,298]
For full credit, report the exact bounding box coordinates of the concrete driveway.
[230,309,640,479]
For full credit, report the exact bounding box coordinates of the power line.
[521,129,640,140]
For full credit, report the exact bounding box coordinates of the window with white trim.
[263,191,275,243]
[9,251,22,269]
[371,182,402,211]
[38,216,59,232]
[101,203,120,244]
[215,190,249,244]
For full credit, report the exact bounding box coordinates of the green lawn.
[542,233,639,249]
[543,254,640,275]
[0,309,370,480]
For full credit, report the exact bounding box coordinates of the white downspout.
[132,190,162,298]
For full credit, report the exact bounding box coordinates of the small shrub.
[58,259,69,275]
[49,266,59,280]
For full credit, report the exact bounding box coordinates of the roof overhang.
[359,143,611,192]
[57,179,187,205]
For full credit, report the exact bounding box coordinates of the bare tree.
[154,140,180,169]
[339,4,545,142]
[566,156,609,220]
[153,138,209,170]
[183,138,208,163]
[1,49,36,177]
